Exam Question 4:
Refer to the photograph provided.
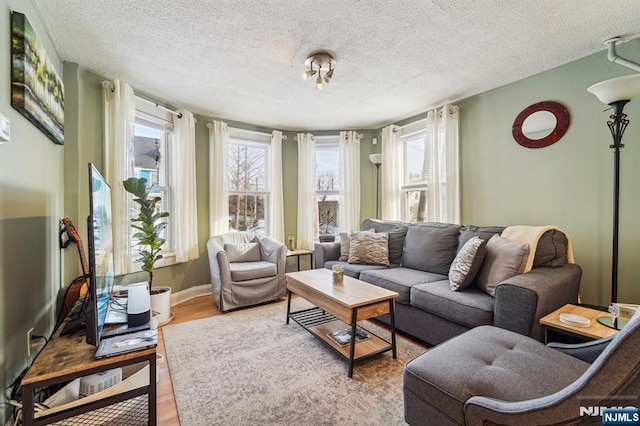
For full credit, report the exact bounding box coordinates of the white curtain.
[381,125,402,220]
[171,110,199,262]
[103,79,136,275]
[296,133,316,250]
[338,131,361,232]
[208,121,229,236]
[426,105,461,224]
[269,130,285,243]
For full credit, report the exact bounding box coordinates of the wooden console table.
[21,331,156,425]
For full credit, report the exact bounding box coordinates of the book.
[327,327,371,347]
[95,329,157,359]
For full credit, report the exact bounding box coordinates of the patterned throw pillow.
[449,236,487,291]
[348,232,390,266]
[338,230,374,261]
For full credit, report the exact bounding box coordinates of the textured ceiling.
[33,0,640,131]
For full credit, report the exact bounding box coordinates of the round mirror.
[512,101,570,149]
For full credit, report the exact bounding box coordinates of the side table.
[287,249,314,271]
[539,304,619,344]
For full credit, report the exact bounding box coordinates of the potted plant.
[319,202,336,243]
[123,177,173,325]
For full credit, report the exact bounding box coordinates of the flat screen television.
[85,163,115,346]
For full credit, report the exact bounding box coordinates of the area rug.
[162,298,427,426]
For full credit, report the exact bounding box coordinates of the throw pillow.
[348,232,390,266]
[449,236,487,291]
[474,235,530,296]
[387,228,408,265]
[338,229,374,261]
[224,242,261,263]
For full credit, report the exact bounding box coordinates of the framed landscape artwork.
[11,12,64,145]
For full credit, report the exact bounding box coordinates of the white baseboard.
[170,284,212,306]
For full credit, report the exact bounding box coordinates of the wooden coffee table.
[285,269,399,377]
[539,304,620,343]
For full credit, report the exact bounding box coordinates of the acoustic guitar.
[61,218,90,311]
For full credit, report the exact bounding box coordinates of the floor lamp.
[587,73,640,329]
[369,153,382,218]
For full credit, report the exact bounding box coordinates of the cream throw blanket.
[501,225,575,273]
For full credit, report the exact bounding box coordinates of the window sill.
[155,252,177,268]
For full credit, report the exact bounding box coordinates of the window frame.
[226,129,272,235]
[399,119,429,223]
[131,97,177,269]
[315,136,340,238]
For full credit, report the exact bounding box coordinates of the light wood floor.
[156,293,224,425]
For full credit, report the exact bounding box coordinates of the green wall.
[0,1,64,422]
[456,40,640,305]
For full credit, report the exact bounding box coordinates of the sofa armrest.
[314,242,341,269]
[547,336,614,363]
[494,264,582,338]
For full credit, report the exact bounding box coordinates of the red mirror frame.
[512,101,570,149]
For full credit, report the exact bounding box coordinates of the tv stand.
[20,330,156,425]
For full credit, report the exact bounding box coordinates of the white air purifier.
[79,368,122,397]
[127,282,151,327]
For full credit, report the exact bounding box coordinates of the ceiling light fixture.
[302,60,317,80]
[303,52,335,90]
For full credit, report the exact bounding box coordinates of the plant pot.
[150,286,173,325]
[319,235,335,243]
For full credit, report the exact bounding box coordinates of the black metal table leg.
[286,290,292,324]
[348,308,358,378]
[389,299,397,359]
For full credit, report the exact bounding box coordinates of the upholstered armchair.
[207,232,287,311]
[403,309,640,425]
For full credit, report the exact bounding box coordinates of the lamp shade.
[369,153,382,165]
[587,73,640,105]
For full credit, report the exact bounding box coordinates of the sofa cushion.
[533,229,569,267]
[402,223,461,275]
[449,236,486,291]
[457,225,505,251]
[403,326,589,425]
[360,268,447,305]
[474,235,530,296]
[338,230,374,261]
[348,232,390,266]
[224,242,261,263]
[229,261,277,281]
[324,261,390,278]
[411,281,494,328]
[361,219,409,265]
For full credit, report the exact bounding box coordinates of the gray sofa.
[314,219,581,345]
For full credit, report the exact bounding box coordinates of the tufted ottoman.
[403,325,589,425]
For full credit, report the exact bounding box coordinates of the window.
[227,130,270,234]
[401,132,429,222]
[316,137,340,238]
[131,98,175,265]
